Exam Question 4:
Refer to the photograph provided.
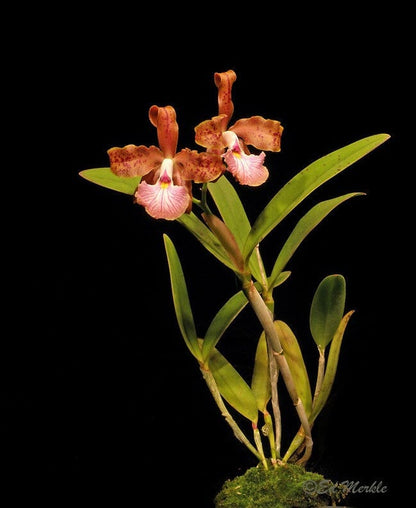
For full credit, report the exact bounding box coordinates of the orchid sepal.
[148,105,178,158]
[214,70,237,120]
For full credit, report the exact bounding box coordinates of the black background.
[3,5,409,506]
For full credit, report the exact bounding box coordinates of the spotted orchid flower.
[108,105,223,220]
[195,70,283,186]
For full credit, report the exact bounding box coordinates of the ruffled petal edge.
[107,145,163,177]
[231,116,283,152]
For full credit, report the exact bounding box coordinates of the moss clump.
[215,462,349,507]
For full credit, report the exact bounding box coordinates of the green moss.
[215,463,349,507]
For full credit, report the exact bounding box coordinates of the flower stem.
[200,367,262,461]
[192,183,213,215]
[201,183,213,214]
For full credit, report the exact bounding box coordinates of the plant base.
[215,462,349,507]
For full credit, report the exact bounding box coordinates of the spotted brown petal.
[230,116,283,152]
[194,114,228,152]
[148,105,179,158]
[108,144,163,177]
[174,149,225,183]
[214,70,237,120]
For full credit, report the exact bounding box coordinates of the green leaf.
[270,270,291,289]
[310,310,355,422]
[163,234,201,361]
[79,167,141,195]
[310,274,346,350]
[209,348,258,422]
[176,212,236,271]
[208,176,251,249]
[274,320,313,416]
[251,332,271,411]
[208,176,263,282]
[202,290,248,362]
[243,134,390,263]
[268,193,364,288]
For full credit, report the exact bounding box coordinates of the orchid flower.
[195,70,283,186]
[108,105,223,220]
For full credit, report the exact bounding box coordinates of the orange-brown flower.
[108,106,223,220]
[195,70,283,186]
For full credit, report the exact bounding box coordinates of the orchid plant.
[80,71,389,479]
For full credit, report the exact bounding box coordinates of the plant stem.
[253,422,269,470]
[192,183,213,215]
[263,410,278,466]
[261,285,281,458]
[201,182,213,214]
[284,350,327,464]
[200,367,262,461]
[282,426,306,463]
[243,280,313,465]
[267,341,281,457]
[312,346,326,407]
[255,244,268,293]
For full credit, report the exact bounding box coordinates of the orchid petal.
[174,149,225,183]
[107,144,163,177]
[135,158,190,220]
[135,180,190,220]
[222,132,269,186]
[231,116,283,152]
[148,105,178,158]
[214,70,237,120]
[194,114,228,152]
[224,150,269,187]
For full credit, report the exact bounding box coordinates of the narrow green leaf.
[270,270,291,289]
[310,274,346,349]
[251,332,271,411]
[209,348,258,422]
[243,134,390,262]
[202,290,248,362]
[176,212,236,271]
[79,167,141,195]
[310,310,355,422]
[208,176,263,282]
[208,176,251,248]
[268,193,364,288]
[274,320,313,416]
[163,234,202,361]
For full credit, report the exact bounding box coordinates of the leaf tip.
[345,309,356,319]
[163,233,173,250]
[78,169,90,180]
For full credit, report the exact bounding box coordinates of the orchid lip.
[159,158,174,186]
[135,157,189,220]
[223,136,269,186]
[222,131,240,152]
